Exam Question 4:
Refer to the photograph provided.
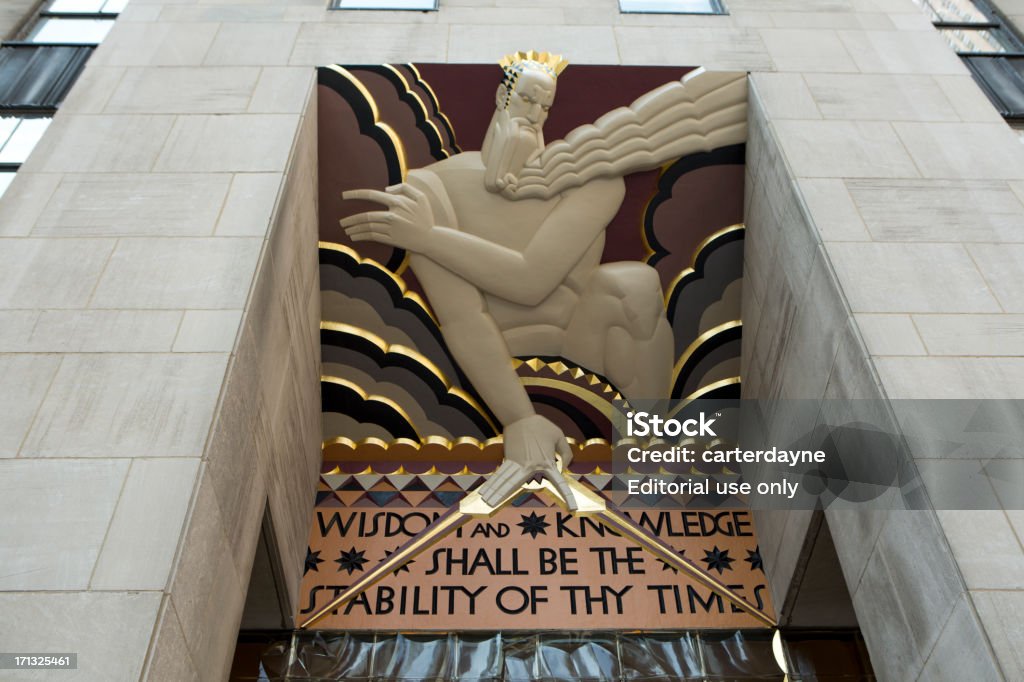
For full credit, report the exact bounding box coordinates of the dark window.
[329,0,438,10]
[27,18,114,44]
[0,115,52,164]
[619,0,727,13]
[48,0,127,12]
[0,45,92,109]
[0,0,122,195]
[917,0,1024,119]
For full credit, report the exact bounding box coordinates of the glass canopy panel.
[332,0,437,9]
[619,0,722,13]
[238,631,806,680]
[29,18,114,44]
[0,118,20,150]
[0,117,51,164]
[964,56,1024,116]
[916,0,990,23]
[941,27,1016,52]
[47,0,106,12]
[0,172,16,198]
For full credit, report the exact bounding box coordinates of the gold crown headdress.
[498,51,568,106]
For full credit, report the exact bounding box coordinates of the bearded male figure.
[341,53,747,509]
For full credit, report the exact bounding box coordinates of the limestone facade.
[0,0,1022,680]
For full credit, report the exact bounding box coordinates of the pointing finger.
[479,462,527,506]
[486,461,522,492]
[544,463,578,512]
[478,462,513,494]
[344,224,386,238]
[349,230,394,245]
[344,220,389,233]
[342,189,405,208]
[555,438,573,470]
[340,211,392,229]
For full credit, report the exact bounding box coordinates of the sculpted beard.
[482,107,544,194]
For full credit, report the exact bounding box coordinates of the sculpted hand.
[495,173,518,196]
[476,414,578,512]
[341,183,434,253]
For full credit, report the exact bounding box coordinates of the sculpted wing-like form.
[508,68,747,200]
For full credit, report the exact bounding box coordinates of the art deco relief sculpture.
[341,52,747,510]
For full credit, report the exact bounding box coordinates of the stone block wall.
[1,0,1023,680]
[744,85,1007,680]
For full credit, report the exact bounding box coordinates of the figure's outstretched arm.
[342,177,624,306]
[413,253,533,426]
[408,251,577,509]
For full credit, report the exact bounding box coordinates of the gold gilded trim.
[319,240,436,324]
[320,434,609,452]
[392,250,410,277]
[684,376,741,401]
[640,187,660,260]
[639,161,725,261]
[327,65,379,118]
[513,357,622,399]
[321,462,485,478]
[321,375,422,440]
[694,223,745,265]
[671,320,742,389]
[322,320,445,385]
[322,460,485,477]
[520,377,620,417]
[666,375,742,419]
[323,435,393,450]
[407,63,460,152]
[321,320,498,433]
[325,65,409,179]
[376,121,408,179]
[663,223,746,307]
[382,63,450,159]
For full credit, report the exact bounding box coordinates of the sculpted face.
[506,69,556,129]
[483,66,557,194]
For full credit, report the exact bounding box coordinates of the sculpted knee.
[589,263,665,340]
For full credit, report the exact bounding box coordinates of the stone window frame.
[0,0,122,196]
[919,0,1024,119]
[618,0,728,15]
[328,0,439,11]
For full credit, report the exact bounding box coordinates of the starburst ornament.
[304,547,324,575]
[660,548,687,573]
[383,548,414,575]
[335,547,368,575]
[517,511,550,539]
[702,546,734,574]
[745,546,764,573]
